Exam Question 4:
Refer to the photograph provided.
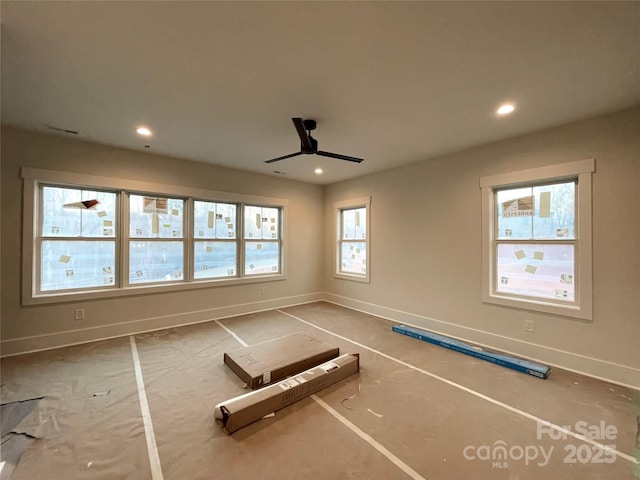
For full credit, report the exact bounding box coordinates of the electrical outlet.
[524,320,535,333]
[74,308,85,321]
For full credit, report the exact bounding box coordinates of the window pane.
[496,243,575,301]
[497,182,575,240]
[245,241,279,275]
[194,241,237,279]
[244,206,279,240]
[340,241,367,275]
[130,195,184,238]
[41,240,115,291]
[193,201,236,239]
[342,208,366,240]
[496,187,533,239]
[42,186,116,238]
[532,182,575,239]
[129,241,184,283]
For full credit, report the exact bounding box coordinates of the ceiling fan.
[264,118,364,164]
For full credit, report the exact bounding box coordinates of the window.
[480,159,594,320]
[193,201,237,279]
[244,205,281,275]
[38,185,117,293]
[22,168,287,304]
[334,197,370,283]
[128,194,185,284]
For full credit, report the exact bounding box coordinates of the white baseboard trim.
[323,293,640,391]
[0,292,323,357]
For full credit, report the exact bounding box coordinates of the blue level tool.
[392,324,550,379]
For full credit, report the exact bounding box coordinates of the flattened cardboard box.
[215,353,360,434]
[223,331,340,389]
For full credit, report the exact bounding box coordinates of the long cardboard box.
[223,331,340,389]
[392,324,550,379]
[215,353,360,434]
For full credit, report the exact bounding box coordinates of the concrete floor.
[1,301,638,479]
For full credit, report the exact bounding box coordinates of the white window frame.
[480,159,594,320]
[334,196,371,283]
[22,168,288,305]
[35,184,121,295]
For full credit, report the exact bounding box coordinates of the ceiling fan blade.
[264,152,303,164]
[292,117,313,151]
[317,150,364,163]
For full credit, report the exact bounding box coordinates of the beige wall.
[324,107,640,388]
[1,127,324,353]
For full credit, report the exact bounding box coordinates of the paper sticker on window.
[152,214,159,234]
[554,289,568,299]
[216,213,223,220]
[66,269,74,277]
[198,231,204,237]
[525,265,537,274]
[202,264,208,270]
[51,226,60,234]
[539,191,551,218]
[502,196,533,218]
[64,199,100,209]
[136,228,143,236]
[257,244,262,250]
[505,229,512,237]
[500,276,509,285]
[556,228,569,237]
[533,251,544,261]
[136,270,144,277]
[97,210,107,217]
[103,228,113,236]
[103,220,113,227]
[171,209,180,216]
[172,230,179,237]
[206,246,213,253]
[143,197,168,214]
[224,216,230,223]
[560,274,573,284]
[173,271,181,278]
[514,250,526,260]
[59,254,71,263]
[227,269,234,275]
[208,211,215,228]
[256,213,262,228]
[104,277,113,284]
[103,266,112,274]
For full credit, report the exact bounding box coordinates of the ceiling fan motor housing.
[302,119,316,131]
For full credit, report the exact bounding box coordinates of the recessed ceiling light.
[314,168,323,175]
[496,104,515,116]
[136,126,152,136]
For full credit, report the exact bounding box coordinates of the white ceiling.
[2,1,639,185]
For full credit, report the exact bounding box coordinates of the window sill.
[482,292,592,321]
[24,274,286,306]
[334,272,370,284]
